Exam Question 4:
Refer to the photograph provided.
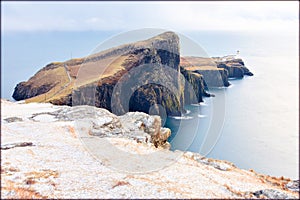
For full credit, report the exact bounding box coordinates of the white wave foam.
[170,116,194,120]
[191,102,208,107]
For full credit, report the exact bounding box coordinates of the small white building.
[235,50,241,59]
[221,50,241,61]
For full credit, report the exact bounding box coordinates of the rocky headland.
[12,31,253,117]
[6,32,290,199]
[1,99,299,199]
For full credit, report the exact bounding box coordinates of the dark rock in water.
[252,189,296,199]
[245,71,254,76]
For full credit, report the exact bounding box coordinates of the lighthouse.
[235,50,241,59]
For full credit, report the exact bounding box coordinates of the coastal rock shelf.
[12,32,253,117]
[180,56,253,88]
[1,99,298,199]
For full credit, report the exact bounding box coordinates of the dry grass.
[25,66,71,103]
[67,125,77,138]
[180,56,216,67]
[24,169,59,179]
[2,180,48,199]
[22,33,174,104]
[184,65,219,71]
[74,55,127,88]
[223,183,247,197]
[249,169,296,193]
[112,180,130,189]
[25,53,128,104]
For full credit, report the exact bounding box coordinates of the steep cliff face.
[180,67,211,104]
[17,32,183,116]
[194,68,230,88]
[12,63,69,101]
[12,82,53,101]
[215,58,254,78]
[12,32,253,116]
[180,56,253,88]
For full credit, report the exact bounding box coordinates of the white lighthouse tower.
[235,50,241,59]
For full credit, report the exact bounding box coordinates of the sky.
[1,1,299,99]
[2,1,298,34]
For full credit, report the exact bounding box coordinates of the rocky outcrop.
[12,81,54,101]
[13,32,184,117]
[193,68,230,88]
[12,63,67,101]
[23,104,171,148]
[1,100,298,199]
[252,189,296,199]
[180,56,253,88]
[180,67,211,104]
[215,58,254,78]
[285,180,299,192]
[119,112,171,148]
[12,32,253,117]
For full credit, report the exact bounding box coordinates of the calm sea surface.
[167,33,299,179]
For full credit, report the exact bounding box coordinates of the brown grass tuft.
[3,180,48,199]
[112,180,130,189]
[68,126,77,138]
[223,183,245,197]
[25,169,59,179]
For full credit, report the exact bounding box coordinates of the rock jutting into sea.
[12,31,253,117]
[1,99,298,199]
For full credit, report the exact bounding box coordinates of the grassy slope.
[24,32,178,103]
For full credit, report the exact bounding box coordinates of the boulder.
[119,112,171,148]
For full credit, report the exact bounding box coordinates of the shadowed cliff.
[13,32,184,116]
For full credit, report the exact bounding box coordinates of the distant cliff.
[180,56,253,88]
[12,32,253,116]
[215,57,254,78]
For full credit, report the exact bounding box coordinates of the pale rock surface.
[1,99,298,199]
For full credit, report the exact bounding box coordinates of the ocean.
[167,31,299,179]
[2,30,298,179]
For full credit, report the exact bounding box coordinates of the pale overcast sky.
[2,1,299,34]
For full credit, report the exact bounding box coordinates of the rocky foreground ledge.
[1,99,299,199]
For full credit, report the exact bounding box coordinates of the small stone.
[286,180,299,192]
[1,142,33,150]
[4,117,23,123]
